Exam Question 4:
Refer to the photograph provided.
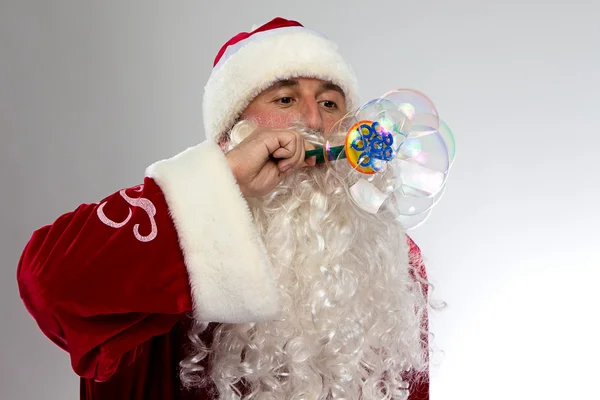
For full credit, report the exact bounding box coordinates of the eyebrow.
[268,79,299,91]
[266,79,345,98]
[319,82,345,98]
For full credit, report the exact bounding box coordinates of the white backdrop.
[1,1,598,399]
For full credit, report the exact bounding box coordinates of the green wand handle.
[305,145,346,164]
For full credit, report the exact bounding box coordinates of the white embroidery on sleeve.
[96,184,158,242]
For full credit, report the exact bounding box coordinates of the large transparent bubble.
[320,88,456,230]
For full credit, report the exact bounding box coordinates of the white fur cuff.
[146,141,281,323]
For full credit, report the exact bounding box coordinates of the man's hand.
[225,127,317,198]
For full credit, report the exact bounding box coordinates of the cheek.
[242,108,300,130]
[323,113,344,135]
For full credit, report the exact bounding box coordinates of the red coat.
[17,141,430,399]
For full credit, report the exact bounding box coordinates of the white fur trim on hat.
[146,141,281,323]
[202,28,360,142]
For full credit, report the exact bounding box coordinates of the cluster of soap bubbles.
[323,89,456,230]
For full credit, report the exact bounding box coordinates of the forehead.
[260,77,345,97]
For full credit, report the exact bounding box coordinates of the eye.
[276,97,295,105]
[320,100,338,110]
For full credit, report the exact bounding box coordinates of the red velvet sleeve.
[17,178,194,382]
[407,236,430,400]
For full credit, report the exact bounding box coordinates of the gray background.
[2,0,599,399]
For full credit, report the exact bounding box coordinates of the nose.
[301,99,324,132]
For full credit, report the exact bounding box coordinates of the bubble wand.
[305,146,343,164]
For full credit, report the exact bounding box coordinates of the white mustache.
[228,120,326,150]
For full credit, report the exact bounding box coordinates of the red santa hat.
[202,17,361,142]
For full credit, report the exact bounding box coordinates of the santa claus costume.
[17,17,431,399]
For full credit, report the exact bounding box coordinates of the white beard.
[183,127,429,399]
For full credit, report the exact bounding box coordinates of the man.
[17,17,431,399]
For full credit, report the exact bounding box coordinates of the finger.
[277,157,299,174]
[303,141,317,167]
[272,131,302,172]
[305,156,317,167]
[270,130,298,160]
[281,132,305,172]
[291,133,306,169]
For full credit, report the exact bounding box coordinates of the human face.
[240,77,347,135]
